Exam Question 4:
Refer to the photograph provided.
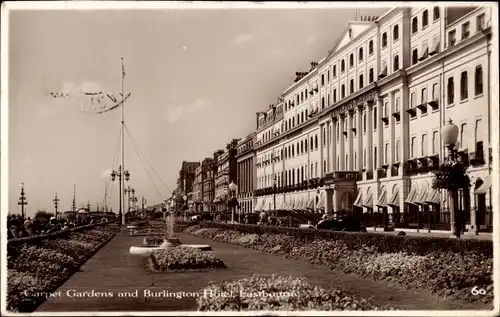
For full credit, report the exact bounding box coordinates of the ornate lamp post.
[53,192,60,219]
[434,119,469,239]
[18,182,27,219]
[228,181,238,223]
[183,195,188,220]
[110,165,130,225]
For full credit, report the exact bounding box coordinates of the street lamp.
[18,182,27,219]
[435,118,469,239]
[229,181,238,223]
[87,201,91,212]
[183,195,188,220]
[111,165,130,225]
[53,192,60,219]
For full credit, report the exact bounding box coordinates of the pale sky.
[7,7,387,216]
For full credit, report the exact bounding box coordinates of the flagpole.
[121,57,125,226]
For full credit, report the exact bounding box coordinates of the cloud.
[233,33,255,44]
[166,98,213,124]
[100,168,112,179]
[269,48,285,57]
[306,36,317,44]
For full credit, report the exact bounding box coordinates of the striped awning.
[353,191,363,208]
[306,196,315,211]
[405,186,419,205]
[387,189,400,207]
[474,176,492,195]
[287,198,296,211]
[425,188,441,205]
[376,190,388,208]
[415,186,429,205]
[275,198,283,211]
[418,44,429,60]
[429,37,440,55]
[378,64,387,78]
[362,190,373,209]
[316,192,325,210]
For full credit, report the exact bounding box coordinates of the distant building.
[236,132,257,214]
[214,139,239,212]
[175,161,200,209]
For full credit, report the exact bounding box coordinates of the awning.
[287,198,296,211]
[376,190,387,208]
[353,192,363,208]
[306,197,315,211]
[475,176,492,195]
[405,186,419,205]
[294,197,303,212]
[316,192,325,210]
[387,190,399,207]
[253,199,263,212]
[378,65,387,78]
[415,186,429,205]
[275,199,283,211]
[429,38,440,55]
[362,190,373,209]
[425,188,441,205]
[418,44,429,61]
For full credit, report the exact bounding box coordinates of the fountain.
[129,211,211,255]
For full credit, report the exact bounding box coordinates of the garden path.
[37,230,480,312]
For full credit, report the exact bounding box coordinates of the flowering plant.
[149,247,226,271]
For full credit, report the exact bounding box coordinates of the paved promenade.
[37,230,487,312]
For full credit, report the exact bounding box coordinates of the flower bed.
[6,223,118,312]
[149,246,226,272]
[143,236,164,245]
[197,274,390,311]
[185,224,493,306]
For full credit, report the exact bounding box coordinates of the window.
[310,137,313,150]
[323,128,326,146]
[433,6,440,21]
[292,144,295,157]
[363,113,367,132]
[324,161,327,173]
[383,101,388,117]
[300,141,304,154]
[449,30,456,47]
[305,89,308,97]
[393,25,399,41]
[475,119,482,143]
[447,77,454,105]
[284,121,288,131]
[369,68,374,83]
[310,164,313,179]
[395,140,400,162]
[412,17,418,34]
[322,97,325,109]
[363,149,366,167]
[477,14,485,31]
[359,47,364,61]
[327,70,330,83]
[315,162,318,177]
[423,10,428,28]
[341,60,345,73]
[421,134,427,156]
[321,74,325,86]
[395,97,400,112]
[374,147,378,168]
[460,123,467,149]
[432,83,438,101]
[411,92,416,108]
[333,89,337,102]
[354,152,357,170]
[315,135,318,149]
[373,107,377,130]
[462,22,470,40]
[327,94,330,107]
[412,49,418,65]
[350,53,354,67]
[305,109,308,118]
[296,142,299,154]
[304,139,308,151]
[394,55,399,71]
[475,66,483,95]
[333,65,337,77]
[350,79,354,94]
[341,85,345,99]
[359,74,364,89]
[421,88,427,104]
[384,143,389,164]
[369,40,374,55]
[382,32,387,48]
[432,131,438,154]
[460,71,468,100]
[411,137,416,158]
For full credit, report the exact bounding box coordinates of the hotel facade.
[253,6,494,231]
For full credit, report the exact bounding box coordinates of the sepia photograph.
[1,1,499,316]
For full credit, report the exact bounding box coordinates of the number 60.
[471,286,486,295]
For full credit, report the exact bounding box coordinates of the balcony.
[417,156,429,174]
[391,164,399,177]
[469,142,485,166]
[404,160,418,176]
[365,170,374,180]
[428,98,439,111]
[417,102,428,114]
[427,154,440,171]
[377,168,387,179]
[406,107,417,118]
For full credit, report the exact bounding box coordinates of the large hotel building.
[253,6,494,231]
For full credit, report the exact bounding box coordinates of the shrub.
[149,246,226,272]
[185,225,493,305]
[197,274,390,311]
[143,236,164,245]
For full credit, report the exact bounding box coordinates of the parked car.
[316,216,366,232]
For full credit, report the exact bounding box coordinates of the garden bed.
[7,222,119,312]
[149,246,226,272]
[197,274,391,311]
[184,224,493,307]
